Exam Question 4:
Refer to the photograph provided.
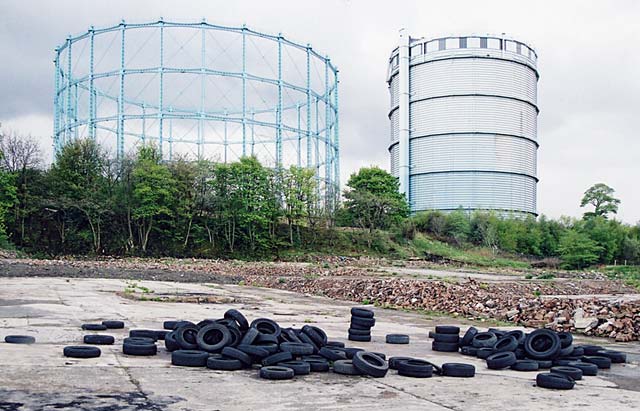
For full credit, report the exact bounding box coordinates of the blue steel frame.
[53,19,340,200]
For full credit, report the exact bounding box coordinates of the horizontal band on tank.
[388,55,539,82]
[411,207,537,217]
[388,93,539,116]
[409,169,538,182]
[388,132,539,150]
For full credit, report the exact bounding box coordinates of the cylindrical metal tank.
[388,34,539,216]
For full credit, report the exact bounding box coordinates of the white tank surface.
[388,34,539,216]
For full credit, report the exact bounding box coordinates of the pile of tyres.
[348,307,375,342]
[59,307,473,381]
[431,325,627,390]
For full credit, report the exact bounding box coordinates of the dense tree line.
[0,136,326,257]
[0,130,638,270]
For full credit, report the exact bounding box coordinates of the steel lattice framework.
[53,19,340,198]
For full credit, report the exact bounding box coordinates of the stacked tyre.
[348,307,375,342]
[430,325,460,352]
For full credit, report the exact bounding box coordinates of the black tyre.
[196,324,231,353]
[163,320,181,330]
[442,363,475,377]
[326,341,345,348]
[492,335,518,353]
[278,360,311,375]
[571,346,585,357]
[318,347,347,361]
[536,372,575,390]
[297,332,320,352]
[303,358,330,372]
[523,329,561,360]
[435,325,460,335]
[581,345,604,355]
[386,334,410,344]
[559,344,574,357]
[224,309,249,331]
[351,307,375,318]
[250,318,281,337]
[460,327,478,347]
[129,329,159,342]
[514,348,526,359]
[207,356,243,370]
[344,347,364,359]
[352,351,388,377]
[472,332,498,348]
[280,328,302,344]
[4,335,35,344]
[460,346,478,356]
[240,327,259,346]
[581,355,611,369]
[83,334,114,345]
[510,360,539,371]
[171,350,209,367]
[235,344,269,360]
[333,360,361,375]
[486,352,517,369]
[255,342,279,354]
[432,333,459,343]
[388,356,415,370]
[567,361,598,376]
[164,332,180,352]
[226,326,242,347]
[432,341,459,352]
[256,332,279,344]
[63,346,101,358]
[124,337,155,345]
[348,328,371,336]
[558,332,573,348]
[302,325,328,347]
[174,325,199,350]
[351,316,375,328]
[397,359,433,378]
[102,320,125,329]
[348,334,371,342]
[82,324,107,331]
[221,346,252,366]
[260,366,294,380]
[262,351,293,366]
[537,360,553,369]
[279,342,314,356]
[596,350,626,363]
[476,348,494,359]
[370,351,387,360]
[553,358,576,366]
[551,366,583,380]
[505,330,525,345]
[123,342,157,356]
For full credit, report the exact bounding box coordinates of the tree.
[445,208,470,245]
[48,139,111,253]
[580,183,620,218]
[282,166,317,245]
[131,145,177,253]
[343,167,409,244]
[557,230,602,269]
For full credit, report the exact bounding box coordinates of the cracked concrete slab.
[1,276,639,410]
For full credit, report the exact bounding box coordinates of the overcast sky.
[1,0,639,223]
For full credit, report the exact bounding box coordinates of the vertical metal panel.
[390,144,399,177]
[389,109,399,143]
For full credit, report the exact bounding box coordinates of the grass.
[408,234,530,269]
[604,265,640,289]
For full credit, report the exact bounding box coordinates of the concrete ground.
[1,277,639,411]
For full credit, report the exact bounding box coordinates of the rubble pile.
[246,276,640,342]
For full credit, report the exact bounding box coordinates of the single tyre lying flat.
[333,360,361,375]
[278,360,311,375]
[206,356,243,371]
[83,334,114,345]
[171,350,209,367]
[64,346,101,358]
[536,373,575,390]
[123,342,157,356]
[396,359,433,378]
[4,335,35,344]
[102,320,125,329]
[82,324,107,331]
[510,360,539,372]
[260,366,294,380]
[486,352,517,370]
[442,363,475,377]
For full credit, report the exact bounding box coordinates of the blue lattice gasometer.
[53,19,339,198]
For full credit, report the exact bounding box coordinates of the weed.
[277,277,286,284]
[533,290,541,297]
